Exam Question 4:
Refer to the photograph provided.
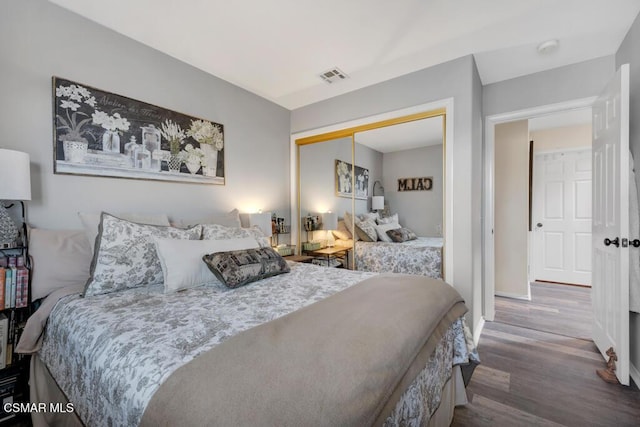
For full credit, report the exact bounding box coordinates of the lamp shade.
[243,212,273,238]
[0,149,31,201]
[322,211,338,230]
[372,196,385,210]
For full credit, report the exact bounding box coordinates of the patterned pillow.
[84,213,202,297]
[201,224,270,247]
[202,247,290,289]
[374,223,401,242]
[386,227,418,243]
[331,220,352,240]
[355,217,377,242]
[377,213,399,225]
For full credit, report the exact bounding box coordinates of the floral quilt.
[39,262,474,426]
[355,237,443,278]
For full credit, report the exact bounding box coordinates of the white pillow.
[154,236,259,293]
[375,222,401,242]
[78,211,171,252]
[377,213,399,225]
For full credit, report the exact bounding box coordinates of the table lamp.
[322,211,338,247]
[0,149,31,246]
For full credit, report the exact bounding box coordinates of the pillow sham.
[78,211,171,252]
[29,228,92,300]
[354,217,377,242]
[386,227,418,243]
[201,224,270,247]
[360,211,379,222]
[377,213,399,225]
[342,212,359,241]
[202,247,290,289]
[331,220,352,240]
[154,236,259,293]
[174,209,241,229]
[374,223,401,243]
[84,213,202,297]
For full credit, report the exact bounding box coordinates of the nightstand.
[304,247,350,268]
[284,255,314,263]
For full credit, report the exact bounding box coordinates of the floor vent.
[319,67,349,84]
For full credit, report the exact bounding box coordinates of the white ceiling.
[49,0,640,110]
[355,117,443,153]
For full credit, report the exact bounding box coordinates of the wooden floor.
[452,282,640,427]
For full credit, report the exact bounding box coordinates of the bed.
[17,213,477,426]
[355,237,443,278]
[339,212,443,278]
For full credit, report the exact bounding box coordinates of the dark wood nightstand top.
[284,255,315,263]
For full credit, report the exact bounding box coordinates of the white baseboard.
[631,363,640,388]
[473,317,485,346]
[494,291,532,301]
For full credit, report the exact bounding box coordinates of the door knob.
[604,237,620,247]
[536,223,543,228]
[631,239,640,248]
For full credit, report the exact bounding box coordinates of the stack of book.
[0,256,29,310]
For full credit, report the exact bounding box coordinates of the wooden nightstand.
[284,255,315,263]
[304,247,350,268]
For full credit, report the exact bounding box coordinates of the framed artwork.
[335,159,369,200]
[52,76,225,184]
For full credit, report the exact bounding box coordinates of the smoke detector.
[319,67,349,84]
[537,39,559,54]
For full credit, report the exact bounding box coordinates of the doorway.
[483,97,596,321]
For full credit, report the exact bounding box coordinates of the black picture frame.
[52,76,225,184]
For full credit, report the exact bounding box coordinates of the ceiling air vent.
[319,67,349,84]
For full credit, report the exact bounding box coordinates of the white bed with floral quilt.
[17,212,477,427]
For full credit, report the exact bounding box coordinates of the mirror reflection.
[296,111,445,277]
[352,116,444,278]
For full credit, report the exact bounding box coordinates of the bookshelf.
[0,203,31,424]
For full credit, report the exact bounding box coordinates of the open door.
[592,63,630,385]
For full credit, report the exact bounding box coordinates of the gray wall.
[0,0,291,229]
[292,55,484,334]
[616,9,640,385]
[383,145,443,237]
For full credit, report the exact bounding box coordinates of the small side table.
[284,255,315,263]
[305,247,350,268]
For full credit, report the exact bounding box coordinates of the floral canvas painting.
[335,159,368,200]
[52,77,225,184]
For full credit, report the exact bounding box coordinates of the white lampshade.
[0,149,31,201]
[322,211,338,231]
[372,196,384,210]
[241,212,273,238]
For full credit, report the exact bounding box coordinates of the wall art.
[335,159,368,200]
[52,77,224,184]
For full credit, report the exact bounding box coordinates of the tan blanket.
[141,274,467,427]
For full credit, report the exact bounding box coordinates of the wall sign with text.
[397,177,433,192]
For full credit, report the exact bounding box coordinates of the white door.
[592,64,630,385]
[533,149,592,285]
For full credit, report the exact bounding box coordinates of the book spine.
[0,315,7,370]
[15,268,28,309]
[4,270,10,310]
[0,268,4,310]
[9,267,16,309]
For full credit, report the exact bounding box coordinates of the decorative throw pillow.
[386,227,418,243]
[343,211,359,241]
[154,236,259,293]
[202,247,290,289]
[377,213,399,225]
[84,213,202,297]
[331,220,352,240]
[354,217,377,242]
[201,224,270,247]
[360,212,379,222]
[374,223,401,243]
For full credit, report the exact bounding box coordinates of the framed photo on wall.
[52,76,225,185]
[335,159,369,200]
